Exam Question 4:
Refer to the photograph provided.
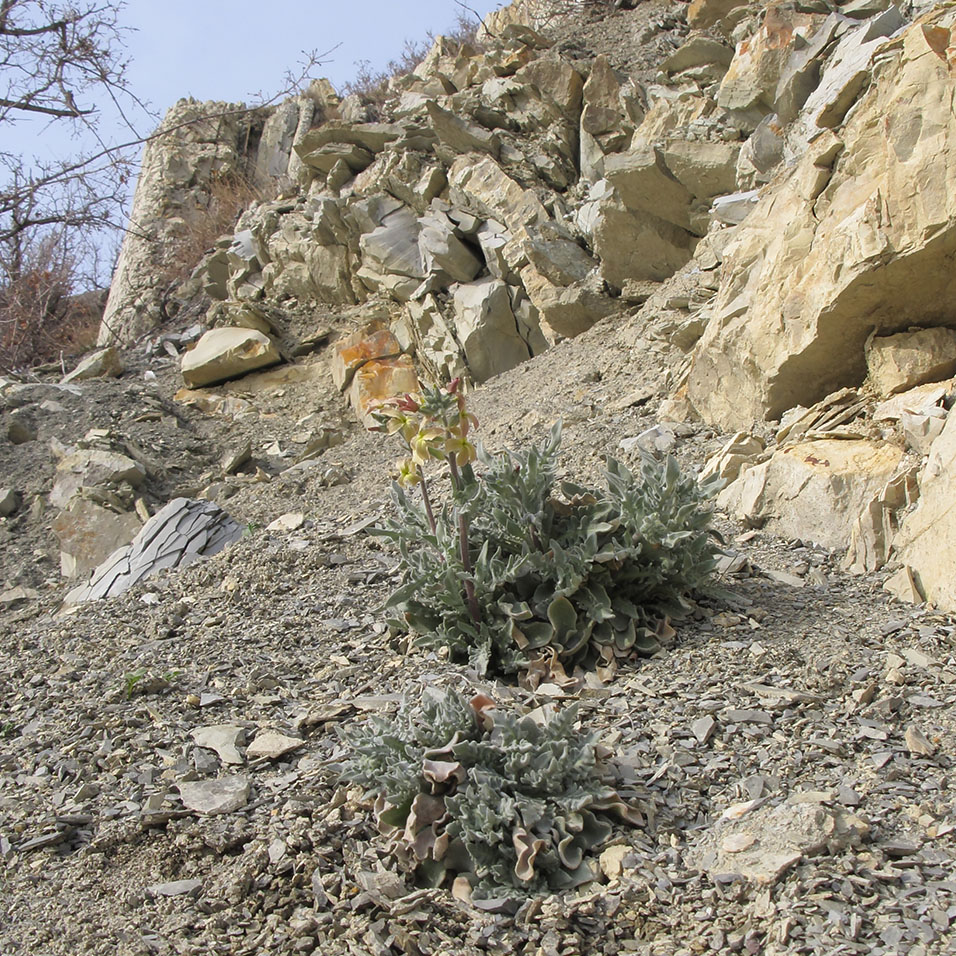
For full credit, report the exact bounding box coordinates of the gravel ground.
[1,300,954,956]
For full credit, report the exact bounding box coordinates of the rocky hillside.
[2,0,956,953]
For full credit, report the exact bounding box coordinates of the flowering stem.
[417,465,437,536]
[448,455,480,625]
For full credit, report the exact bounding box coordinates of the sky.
[6,0,507,180]
[120,1,505,121]
[3,0,504,278]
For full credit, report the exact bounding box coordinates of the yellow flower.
[445,432,476,466]
[410,427,444,466]
[395,457,421,487]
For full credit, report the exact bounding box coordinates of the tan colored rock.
[425,100,500,157]
[452,278,530,383]
[592,196,697,287]
[61,347,124,384]
[100,100,268,345]
[883,566,924,604]
[448,154,549,230]
[0,488,18,517]
[687,0,746,30]
[331,323,402,392]
[717,7,826,121]
[520,265,617,341]
[52,500,142,579]
[866,327,956,397]
[50,449,146,510]
[359,206,424,280]
[700,433,766,484]
[246,731,304,761]
[686,12,956,429]
[515,58,583,120]
[348,357,419,429]
[662,140,741,205]
[718,439,904,551]
[418,212,483,283]
[294,122,401,156]
[893,410,956,610]
[581,56,631,142]
[664,37,735,76]
[400,296,467,385]
[181,328,280,388]
[604,147,693,231]
[686,801,868,885]
[843,468,919,574]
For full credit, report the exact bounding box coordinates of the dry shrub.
[342,11,482,112]
[158,170,265,287]
[0,234,103,372]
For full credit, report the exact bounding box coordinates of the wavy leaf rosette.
[339,688,644,907]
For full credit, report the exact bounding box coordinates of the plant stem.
[449,455,481,625]
[418,465,437,536]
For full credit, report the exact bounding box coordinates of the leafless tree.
[0,1,329,369]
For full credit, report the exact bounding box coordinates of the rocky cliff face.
[98,0,956,611]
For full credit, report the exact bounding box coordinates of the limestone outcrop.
[685,8,956,429]
[97,0,956,615]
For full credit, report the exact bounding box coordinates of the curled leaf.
[513,829,547,883]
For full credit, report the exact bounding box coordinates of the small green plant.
[339,688,642,904]
[372,384,722,679]
[123,668,147,699]
[122,668,181,699]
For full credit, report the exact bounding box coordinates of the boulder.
[181,328,281,388]
[418,212,483,283]
[687,0,746,30]
[774,14,843,125]
[604,147,693,231]
[451,278,530,382]
[252,99,299,187]
[717,7,827,124]
[717,439,904,550]
[788,7,903,150]
[448,154,550,230]
[99,100,269,345]
[65,497,244,604]
[843,467,919,574]
[348,357,419,428]
[61,347,124,384]
[515,58,584,120]
[295,122,401,155]
[660,37,735,75]
[296,142,374,175]
[663,141,741,206]
[0,488,19,517]
[331,324,403,392]
[520,266,617,340]
[400,296,467,384]
[425,100,500,157]
[686,12,956,430]
[592,196,697,287]
[865,327,956,396]
[893,411,956,609]
[50,449,146,510]
[52,499,142,579]
[700,433,766,484]
[711,190,760,226]
[359,207,425,280]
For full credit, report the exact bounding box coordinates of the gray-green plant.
[374,386,722,677]
[339,688,642,903]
